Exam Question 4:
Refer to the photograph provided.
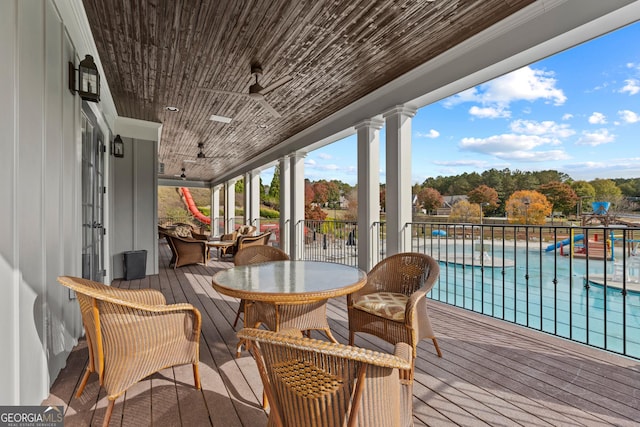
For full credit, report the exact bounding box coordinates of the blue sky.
[263,22,640,187]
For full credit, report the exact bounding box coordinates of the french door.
[81,108,105,281]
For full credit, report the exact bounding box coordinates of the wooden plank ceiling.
[83,0,534,182]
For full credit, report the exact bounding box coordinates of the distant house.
[437,195,468,215]
[413,194,468,215]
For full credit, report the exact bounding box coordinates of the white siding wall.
[0,0,108,405]
[111,136,159,279]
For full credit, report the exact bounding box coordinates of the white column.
[211,185,222,236]
[356,119,384,271]
[249,170,261,231]
[290,153,306,260]
[279,156,291,254]
[244,172,251,225]
[225,178,237,233]
[384,105,416,255]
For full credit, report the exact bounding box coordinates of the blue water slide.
[545,234,584,252]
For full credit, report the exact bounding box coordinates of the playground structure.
[179,187,211,224]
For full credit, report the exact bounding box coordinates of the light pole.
[523,198,531,225]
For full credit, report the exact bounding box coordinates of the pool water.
[426,242,640,359]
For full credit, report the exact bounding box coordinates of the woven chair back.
[234,245,289,266]
[367,252,439,296]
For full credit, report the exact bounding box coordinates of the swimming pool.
[425,241,640,359]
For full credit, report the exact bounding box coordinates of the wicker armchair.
[348,252,442,358]
[166,234,208,268]
[238,328,414,427]
[237,231,272,250]
[57,276,201,427]
[233,246,290,328]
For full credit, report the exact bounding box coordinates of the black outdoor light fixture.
[197,142,206,159]
[112,135,124,158]
[68,54,100,102]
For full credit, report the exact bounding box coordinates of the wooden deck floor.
[43,241,640,426]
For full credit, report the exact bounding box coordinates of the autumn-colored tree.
[449,200,481,223]
[326,180,341,209]
[305,205,327,220]
[304,180,315,205]
[417,187,444,214]
[538,181,578,215]
[505,190,552,225]
[344,188,358,220]
[312,181,329,205]
[467,185,499,210]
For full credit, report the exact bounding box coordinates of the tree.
[344,188,358,220]
[505,190,551,225]
[538,181,578,216]
[380,185,386,212]
[417,187,443,214]
[234,178,244,194]
[312,181,329,205]
[449,200,481,223]
[268,165,280,199]
[326,181,341,210]
[571,180,596,213]
[590,178,623,206]
[304,179,315,205]
[305,205,327,220]
[467,185,499,209]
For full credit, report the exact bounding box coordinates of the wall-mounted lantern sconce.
[68,55,100,102]
[112,135,124,158]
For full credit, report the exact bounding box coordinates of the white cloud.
[317,153,332,160]
[469,106,510,119]
[432,159,489,167]
[459,134,569,161]
[618,109,640,124]
[588,112,607,124]
[509,119,574,139]
[562,113,573,120]
[563,158,640,179]
[415,129,440,138]
[621,79,640,95]
[443,66,566,120]
[575,129,615,146]
[305,158,317,166]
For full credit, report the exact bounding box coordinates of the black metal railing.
[298,218,640,359]
[406,222,640,360]
[301,220,359,267]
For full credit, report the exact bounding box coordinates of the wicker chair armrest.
[405,287,428,324]
[191,231,209,241]
[57,276,166,305]
[106,287,166,305]
[221,232,238,242]
[238,328,412,370]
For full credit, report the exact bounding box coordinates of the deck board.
[45,240,640,426]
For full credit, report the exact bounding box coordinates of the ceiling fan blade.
[257,99,281,118]
[260,75,293,94]
[198,88,250,99]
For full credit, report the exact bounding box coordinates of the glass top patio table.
[211,260,366,302]
[212,260,367,342]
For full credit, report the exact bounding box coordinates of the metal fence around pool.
[301,219,640,359]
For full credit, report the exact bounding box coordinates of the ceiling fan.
[174,167,187,180]
[199,63,292,118]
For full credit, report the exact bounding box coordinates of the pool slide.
[179,187,211,224]
[545,234,584,252]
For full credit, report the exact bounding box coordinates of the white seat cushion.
[353,292,407,321]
